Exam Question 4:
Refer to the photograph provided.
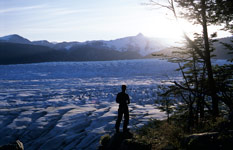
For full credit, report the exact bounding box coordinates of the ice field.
[0,59,228,149]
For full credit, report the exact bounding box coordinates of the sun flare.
[135,11,196,41]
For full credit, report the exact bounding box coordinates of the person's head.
[121,85,126,92]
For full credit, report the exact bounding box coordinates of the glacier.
[0,58,228,150]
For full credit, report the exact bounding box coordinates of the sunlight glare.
[140,16,195,41]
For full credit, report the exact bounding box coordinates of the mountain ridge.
[0,34,31,44]
[0,34,232,65]
[0,33,167,56]
[149,36,233,60]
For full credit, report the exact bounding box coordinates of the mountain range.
[0,34,232,64]
[150,36,233,60]
[0,33,167,54]
[0,33,170,64]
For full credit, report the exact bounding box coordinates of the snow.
[0,34,168,56]
[65,45,73,50]
[0,34,24,41]
[103,34,165,56]
[0,59,229,149]
[0,34,31,44]
[0,35,12,41]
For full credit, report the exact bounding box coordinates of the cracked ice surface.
[0,59,184,149]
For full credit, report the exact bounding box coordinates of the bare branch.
[149,0,173,10]
[167,0,205,60]
[180,91,189,104]
[174,81,190,91]
[177,62,195,95]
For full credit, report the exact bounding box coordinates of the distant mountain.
[102,33,167,56]
[0,42,143,65]
[52,41,81,50]
[58,33,167,55]
[68,43,142,61]
[146,47,180,58]
[0,34,232,65]
[213,36,233,59]
[149,36,233,60]
[0,34,31,44]
[0,42,66,65]
[32,40,55,48]
[0,33,168,56]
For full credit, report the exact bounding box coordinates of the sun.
[141,18,184,40]
[136,11,200,41]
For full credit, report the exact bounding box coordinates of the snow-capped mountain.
[53,41,81,50]
[0,33,168,56]
[0,34,31,44]
[64,33,168,56]
[32,40,55,48]
[102,33,166,56]
[0,34,232,64]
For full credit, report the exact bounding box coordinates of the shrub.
[99,134,111,147]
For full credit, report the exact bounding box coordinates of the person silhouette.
[115,85,130,133]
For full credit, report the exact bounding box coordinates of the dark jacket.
[116,92,130,106]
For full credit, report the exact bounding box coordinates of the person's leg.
[115,108,123,132]
[123,108,129,132]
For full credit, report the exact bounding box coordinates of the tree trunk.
[200,96,205,118]
[201,0,219,117]
[188,103,194,130]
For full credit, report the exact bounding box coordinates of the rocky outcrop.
[182,131,233,150]
[0,140,24,150]
[99,132,150,150]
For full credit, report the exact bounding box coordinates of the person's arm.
[127,94,130,104]
[116,93,119,103]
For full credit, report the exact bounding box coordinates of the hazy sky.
[0,0,231,42]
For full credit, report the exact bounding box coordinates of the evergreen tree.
[156,85,176,123]
[149,0,233,118]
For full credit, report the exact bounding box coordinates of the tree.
[156,85,176,123]
[149,0,233,118]
[166,38,209,128]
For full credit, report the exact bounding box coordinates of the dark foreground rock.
[182,131,233,150]
[0,140,24,150]
[99,132,150,150]
[100,130,233,150]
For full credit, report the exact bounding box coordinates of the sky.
[0,0,231,42]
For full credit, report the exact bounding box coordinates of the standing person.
[115,85,130,133]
